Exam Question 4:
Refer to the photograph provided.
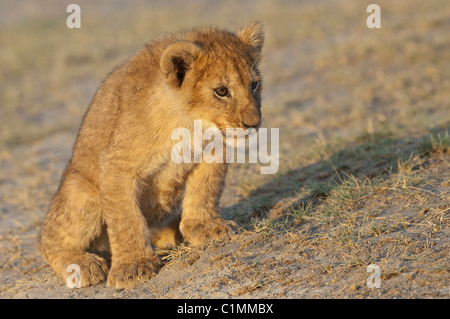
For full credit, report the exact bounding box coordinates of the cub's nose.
[240,107,261,129]
[242,119,261,129]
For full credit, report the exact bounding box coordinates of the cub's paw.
[180,218,234,247]
[63,253,109,288]
[107,253,161,289]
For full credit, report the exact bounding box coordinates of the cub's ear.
[160,41,202,88]
[236,21,265,62]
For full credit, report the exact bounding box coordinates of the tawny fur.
[37,22,264,289]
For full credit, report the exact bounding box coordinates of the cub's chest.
[139,158,195,208]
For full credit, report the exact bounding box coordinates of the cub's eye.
[214,87,228,98]
[251,81,259,93]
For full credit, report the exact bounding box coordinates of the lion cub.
[38,22,264,289]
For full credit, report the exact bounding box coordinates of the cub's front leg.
[100,160,160,289]
[180,162,233,246]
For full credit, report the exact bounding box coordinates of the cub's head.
[160,22,264,134]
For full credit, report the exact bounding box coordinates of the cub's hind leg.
[38,173,108,287]
[149,215,182,249]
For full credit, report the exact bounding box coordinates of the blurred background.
[1,0,448,150]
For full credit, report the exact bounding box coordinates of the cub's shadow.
[221,124,449,224]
